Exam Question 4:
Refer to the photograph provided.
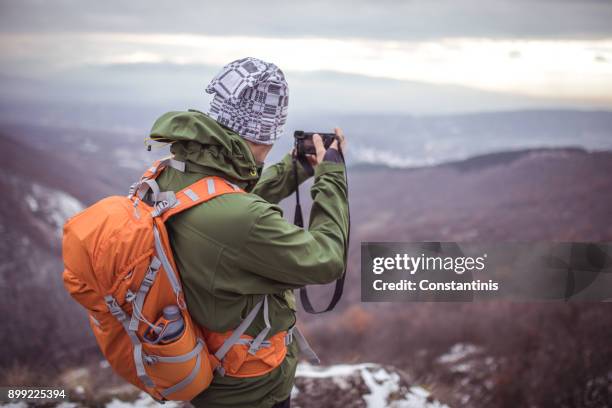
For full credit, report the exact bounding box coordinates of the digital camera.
[294,130,337,157]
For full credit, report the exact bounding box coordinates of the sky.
[0,0,611,114]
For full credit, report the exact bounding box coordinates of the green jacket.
[151,110,349,408]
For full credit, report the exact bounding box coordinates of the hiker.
[152,57,348,407]
[63,56,348,408]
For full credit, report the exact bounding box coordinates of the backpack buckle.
[214,365,226,377]
[151,193,177,217]
[127,182,139,199]
[104,296,127,321]
[151,200,170,217]
[141,272,156,289]
[125,290,136,303]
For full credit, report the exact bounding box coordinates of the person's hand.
[329,127,347,153]
[307,134,325,167]
[307,127,347,167]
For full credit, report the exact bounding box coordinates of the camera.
[294,130,337,157]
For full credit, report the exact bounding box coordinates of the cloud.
[1,32,610,104]
[1,1,611,114]
[1,0,612,40]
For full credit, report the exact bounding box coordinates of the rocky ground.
[1,363,448,408]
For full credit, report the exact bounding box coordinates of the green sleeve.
[237,161,349,288]
[251,153,311,204]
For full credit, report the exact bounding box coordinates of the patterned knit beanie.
[206,57,289,145]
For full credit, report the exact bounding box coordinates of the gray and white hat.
[206,57,289,145]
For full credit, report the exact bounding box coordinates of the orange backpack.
[62,158,318,401]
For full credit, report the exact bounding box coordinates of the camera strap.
[292,156,305,228]
[292,151,349,314]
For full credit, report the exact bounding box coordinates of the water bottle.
[159,305,184,344]
[144,305,185,344]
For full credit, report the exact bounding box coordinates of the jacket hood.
[149,109,261,188]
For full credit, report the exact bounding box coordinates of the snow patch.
[361,367,401,407]
[437,343,480,365]
[296,362,376,378]
[393,386,449,408]
[353,146,434,168]
[56,402,78,408]
[296,363,448,408]
[80,140,100,153]
[449,362,473,374]
[26,183,84,236]
[332,375,351,390]
[25,195,39,212]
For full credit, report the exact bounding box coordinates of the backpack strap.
[129,158,185,201]
[159,176,244,222]
[129,158,242,219]
[140,157,185,181]
[286,326,320,364]
[212,295,270,376]
[104,295,156,389]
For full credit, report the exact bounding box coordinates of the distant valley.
[1,110,612,407]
